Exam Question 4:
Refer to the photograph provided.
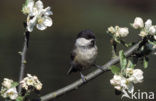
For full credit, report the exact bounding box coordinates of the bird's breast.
[74,46,97,67]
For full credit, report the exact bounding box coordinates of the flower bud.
[108,26,115,34]
[126,68,133,75]
[139,31,147,38]
[6,88,18,100]
[145,19,152,29]
[118,27,129,37]
[132,17,144,29]
[149,26,156,35]
[2,78,13,89]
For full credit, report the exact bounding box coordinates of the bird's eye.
[90,40,95,47]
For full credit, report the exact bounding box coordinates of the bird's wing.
[67,49,76,75]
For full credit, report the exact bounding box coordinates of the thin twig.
[18,31,30,93]
[40,42,141,101]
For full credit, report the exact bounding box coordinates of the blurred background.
[0,0,156,101]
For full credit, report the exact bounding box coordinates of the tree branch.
[18,31,30,93]
[40,42,141,101]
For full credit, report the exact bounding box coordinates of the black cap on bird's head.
[77,30,95,39]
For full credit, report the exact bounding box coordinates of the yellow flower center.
[8,91,14,96]
[22,7,30,14]
[38,18,44,24]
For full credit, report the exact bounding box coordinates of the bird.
[67,30,98,82]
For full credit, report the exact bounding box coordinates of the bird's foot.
[80,72,86,83]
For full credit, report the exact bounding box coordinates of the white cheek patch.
[75,38,91,47]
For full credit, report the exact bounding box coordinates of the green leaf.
[23,0,28,7]
[148,40,156,45]
[119,50,127,69]
[144,57,148,69]
[25,0,29,6]
[127,60,135,69]
[110,65,121,75]
[16,96,24,101]
[11,82,19,88]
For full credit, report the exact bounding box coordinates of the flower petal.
[44,7,53,16]
[27,16,37,32]
[149,26,156,35]
[35,0,44,10]
[6,88,18,100]
[22,0,34,14]
[145,19,152,29]
[27,0,34,9]
[36,23,47,30]
[132,17,144,29]
[43,16,53,27]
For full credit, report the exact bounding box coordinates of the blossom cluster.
[108,26,129,38]
[0,78,18,100]
[107,17,156,99]
[110,68,144,98]
[132,17,156,38]
[0,74,42,100]
[132,17,156,54]
[22,0,53,32]
[20,74,42,91]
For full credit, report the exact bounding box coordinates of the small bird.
[67,30,98,82]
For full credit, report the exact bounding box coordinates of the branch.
[40,42,141,101]
[18,31,30,93]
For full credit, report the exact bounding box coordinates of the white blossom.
[1,78,19,100]
[114,26,120,37]
[107,26,129,38]
[108,26,115,34]
[110,75,134,93]
[110,68,144,99]
[114,86,121,91]
[144,19,156,35]
[139,31,148,38]
[110,75,122,87]
[126,68,144,84]
[6,88,18,100]
[132,17,144,29]
[126,68,133,75]
[131,69,144,84]
[22,0,34,15]
[149,26,156,35]
[20,74,42,91]
[120,77,128,89]
[1,87,18,100]
[145,19,152,30]
[35,83,42,90]
[134,18,156,37]
[118,27,129,37]
[22,0,53,32]
[2,78,13,89]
